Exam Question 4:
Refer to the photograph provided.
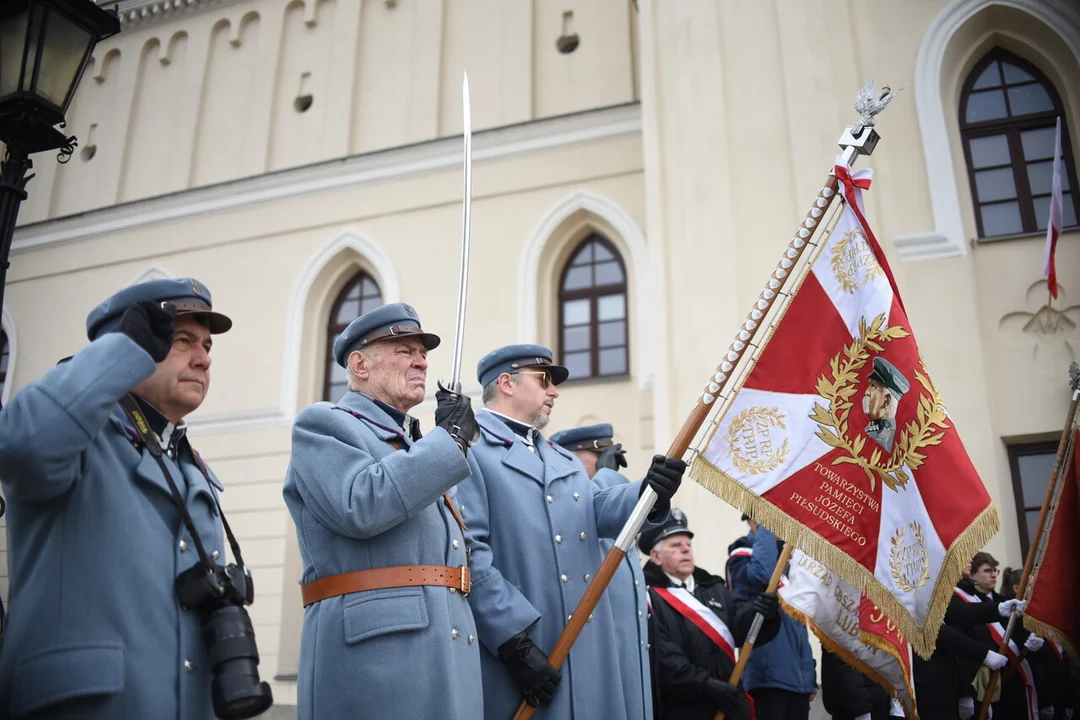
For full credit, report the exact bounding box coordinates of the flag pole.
[714,544,794,720]
[509,81,902,720]
[977,363,1080,720]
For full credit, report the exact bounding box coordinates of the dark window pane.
[598,348,627,375]
[969,134,1011,168]
[594,243,614,261]
[598,320,626,347]
[1007,84,1054,116]
[326,272,382,401]
[597,294,626,321]
[980,201,1023,236]
[335,300,359,324]
[1066,193,1078,226]
[563,299,591,325]
[594,261,625,286]
[1026,161,1069,195]
[1026,510,1040,548]
[974,167,1017,202]
[563,266,592,290]
[563,325,590,352]
[563,351,590,379]
[1021,127,1057,161]
[966,90,1008,123]
[360,295,382,315]
[1002,63,1033,84]
[1016,452,1054,504]
[570,242,594,266]
[972,62,1001,90]
[327,381,348,403]
[1034,193,1078,229]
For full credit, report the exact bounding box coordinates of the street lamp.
[0,0,120,328]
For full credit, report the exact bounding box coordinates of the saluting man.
[0,279,248,719]
[550,423,654,720]
[456,344,685,720]
[283,303,483,720]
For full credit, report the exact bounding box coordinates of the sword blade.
[448,73,473,393]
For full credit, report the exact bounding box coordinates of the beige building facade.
[1,0,1078,707]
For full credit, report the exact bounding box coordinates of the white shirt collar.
[666,572,694,593]
[486,410,539,450]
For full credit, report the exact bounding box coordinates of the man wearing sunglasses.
[455,344,685,720]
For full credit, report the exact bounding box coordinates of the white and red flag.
[780,550,916,718]
[690,160,999,657]
[1043,117,1064,300]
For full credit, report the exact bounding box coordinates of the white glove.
[855,714,872,720]
[889,697,905,718]
[998,598,1027,617]
[983,650,1009,670]
[959,696,976,719]
[1024,634,1045,652]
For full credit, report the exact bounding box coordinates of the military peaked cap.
[86,277,232,340]
[333,302,440,368]
[637,507,693,555]
[477,344,569,387]
[549,423,615,452]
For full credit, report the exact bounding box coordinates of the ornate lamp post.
[0,0,120,327]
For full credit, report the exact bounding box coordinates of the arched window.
[0,329,8,395]
[324,271,382,402]
[960,49,1079,238]
[558,234,629,380]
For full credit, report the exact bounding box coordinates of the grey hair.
[482,373,520,406]
[345,344,381,392]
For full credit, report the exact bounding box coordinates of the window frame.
[322,271,382,402]
[0,329,7,395]
[1005,439,1060,558]
[556,233,630,382]
[959,48,1080,239]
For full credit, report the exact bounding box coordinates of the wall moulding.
[101,0,248,28]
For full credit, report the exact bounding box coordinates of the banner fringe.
[780,598,919,720]
[690,459,1000,660]
[1022,614,1080,668]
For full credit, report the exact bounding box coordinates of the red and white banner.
[690,160,999,658]
[1044,117,1064,300]
[651,586,737,663]
[780,550,916,718]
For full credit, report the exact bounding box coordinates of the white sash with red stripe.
[953,587,1038,719]
[652,586,737,663]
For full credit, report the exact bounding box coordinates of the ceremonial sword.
[446,73,473,394]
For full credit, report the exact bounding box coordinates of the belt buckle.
[459,566,470,596]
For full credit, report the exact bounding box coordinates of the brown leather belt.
[301,565,470,607]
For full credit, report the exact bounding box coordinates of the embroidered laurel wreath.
[725,406,790,475]
[809,313,950,493]
[830,229,884,295]
[889,521,932,593]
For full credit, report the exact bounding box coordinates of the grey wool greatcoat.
[283,391,483,720]
[0,333,225,720]
[456,409,654,720]
[593,468,654,720]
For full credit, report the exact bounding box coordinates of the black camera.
[176,562,274,719]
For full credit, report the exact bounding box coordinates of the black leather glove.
[641,454,686,516]
[119,301,176,363]
[597,442,627,471]
[704,678,750,720]
[435,382,479,455]
[752,591,779,621]
[497,632,561,708]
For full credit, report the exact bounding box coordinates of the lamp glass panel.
[0,9,29,98]
[37,9,92,108]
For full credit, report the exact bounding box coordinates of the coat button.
[573,493,580,501]
[179,540,188,553]
[546,495,553,504]
[555,535,563,544]
[452,539,460,549]
[561,574,568,583]
[635,580,640,587]
[450,587,458,594]
[451,628,459,640]
[638,610,643,617]
[468,635,475,644]
[584,574,591,582]
[184,659,195,674]
[211,550,219,561]
[579,532,587,540]
[587,613,594,623]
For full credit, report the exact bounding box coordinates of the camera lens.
[204,605,273,719]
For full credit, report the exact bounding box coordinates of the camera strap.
[119,394,243,571]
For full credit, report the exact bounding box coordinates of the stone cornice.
[98,0,247,28]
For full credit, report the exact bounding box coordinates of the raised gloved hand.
[982,650,1008,670]
[889,698,906,719]
[435,382,479,455]
[597,442,627,471]
[998,598,1027,617]
[751,591,780,621]
[703,679,750,720]
[641,455,686,516]
[1024,634,1045,652]
[497,632,561,708]
[119,301,176,363]
[959,696,976,719]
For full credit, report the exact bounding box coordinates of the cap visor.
[179,310,233,334]
[549,364,570,385]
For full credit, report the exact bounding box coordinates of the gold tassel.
[691,457,1000,660]
[1022,614,1079,668]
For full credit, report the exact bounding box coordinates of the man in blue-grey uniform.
[456,344,685,720]
[550,422,654,720]
[0,278,272,719]
[283,302,483,719]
